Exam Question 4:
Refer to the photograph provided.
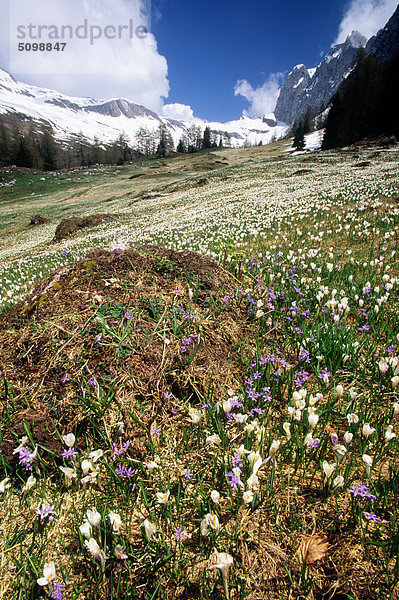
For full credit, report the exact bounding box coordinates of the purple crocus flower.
[174,526,186,541]
[61,447,78,460]
[363,511,381,523]
[52,582,66,600]
[36,504,56,522]
[349,483,376,502]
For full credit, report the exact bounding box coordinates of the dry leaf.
[295,533,329,564]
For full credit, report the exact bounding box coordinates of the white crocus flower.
[201,513,220,536]
[391,376,399,388]
[385,425,396,442]
[333,475,344,488]
[210,490,220,504]
[334,444,347,461]
[362,423,375,438]
[304,432,314,446]
[156,490,170,505]
[82,471,99,485]
[89,449,104,462]
[79,520,92,539]
[283,421,291,439]
[347,413,359,425]
[211,549,234,600]
[37,561,56,587]
[60,466,77,479]
[246,473,259,491]
[145,460,159,474]
[86,508,101,528]
[243,490,254,504]
[378,360,389,374]
[188,407,202,424]
[62,433,75,448]
[84,538,106,570]
[222,399,233,414]
[244,419,258,433]
[206,434,222,446]
[362,454,373,475]
[343,431,353,445]
[308,411,319,429]
[335,385,344,398]
[294,409,302,421]
[247,451,262,475]
[22,475,36,494]
[81,459,93,476]
[0,478,11,493]
[349,388,357,400]
[208,513,220,531]
[12,436,28,455]
[232,413,248,425]
[200,516,211,537]
[143,519,156,541]
[322,461,336,479]
[109,512,122,534]
[267,439,280,459]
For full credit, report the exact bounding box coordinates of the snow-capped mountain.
[274,31,367,125]
[0,68,288,148]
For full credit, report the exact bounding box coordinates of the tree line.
[0,123,137,170]
[0,120,232,171]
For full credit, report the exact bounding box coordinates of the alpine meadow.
[1,2,399,600]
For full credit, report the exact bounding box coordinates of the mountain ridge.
[0,67,288,149]
[274,30,367,125]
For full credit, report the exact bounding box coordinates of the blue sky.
[152,0,349,121]
[0,0,397,121]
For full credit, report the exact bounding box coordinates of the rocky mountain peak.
[274,31,366,125]
[346,30,368,48]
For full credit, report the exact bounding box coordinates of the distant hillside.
[0,67,287,156]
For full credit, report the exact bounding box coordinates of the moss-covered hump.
[0,245,257,462]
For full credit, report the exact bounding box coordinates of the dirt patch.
[353,161,371,168]
[53,213,119,241]
[291,169,313,176]
[30,214,50,225]
[0,406,62,463]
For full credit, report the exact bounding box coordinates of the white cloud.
[234,73,283,118]
[335,0,398,44]
[1,0,169,111]
[162,103,196,121]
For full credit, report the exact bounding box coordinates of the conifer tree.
[293,124,306,150]
[40,127,58,171]
[177,138,186,153]
[0,124,12,165]
[202,126,212,149]
[15,134,35,168]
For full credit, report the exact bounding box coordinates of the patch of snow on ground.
[305,129,324,151]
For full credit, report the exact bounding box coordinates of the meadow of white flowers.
[0,145,398,599]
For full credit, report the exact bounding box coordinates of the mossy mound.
[0,246,256,462]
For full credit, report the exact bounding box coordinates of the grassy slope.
[0,141,399,600]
